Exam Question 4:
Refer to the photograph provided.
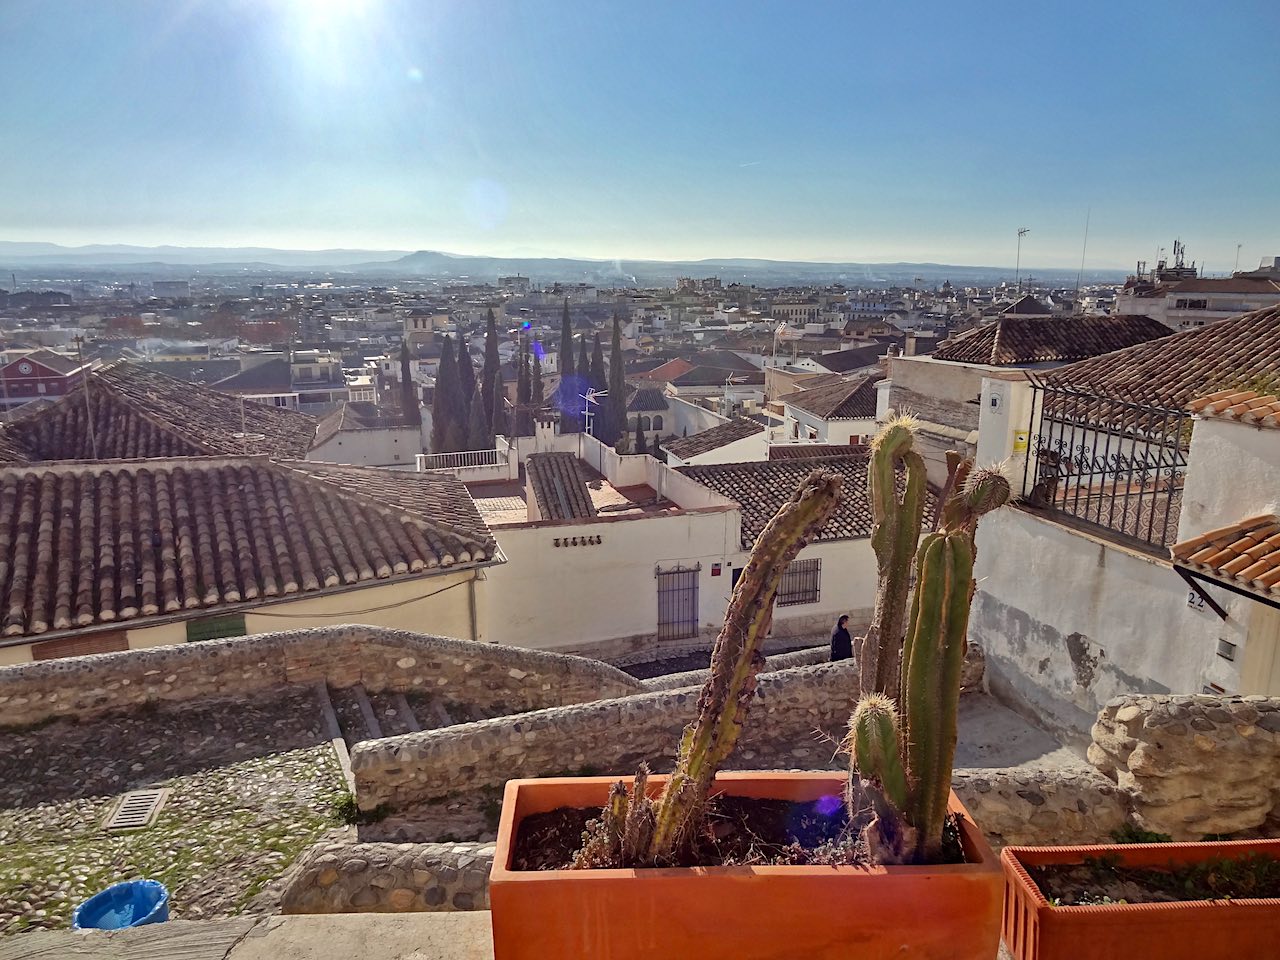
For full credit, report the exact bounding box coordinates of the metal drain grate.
[104,789,169,831]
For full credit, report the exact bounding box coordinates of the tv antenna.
[579,388,607,437]
[1015,228,1030,293]
[1074,208,1091,306]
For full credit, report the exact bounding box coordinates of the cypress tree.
[431,335,458,453]
[456,335,476,415]
[467,388,493,450]
[399,342,421,426]
[601,313,626,445]
[635,418,648,455]
[576,335,590,427]
[590,333,607,393]
[559,299,579,432]
[516,339,532,436]
[481,308,500,430]
[490,369,507,438]
[532,345,545,410]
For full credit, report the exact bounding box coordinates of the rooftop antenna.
[74,335,98,460]
[1074,208,1091,307]
[579,387,607,437]
[1234,243,1243,275]
[1015,228,1030,293]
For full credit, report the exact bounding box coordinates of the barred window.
[777,558,821,606]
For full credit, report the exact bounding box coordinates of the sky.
[0,0,1277,270]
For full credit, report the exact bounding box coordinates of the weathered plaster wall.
[0,626,644,729]
[1178,415,1280,541]
[885,355,988,483]
[351,661,860,812]
[971,507,1247,743]
[1089,693,1280,838]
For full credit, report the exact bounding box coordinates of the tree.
[516,339,533,436]
[467,387,493,450]
[576,335,591,427]
[590,333,607,393]
[558,299,579,432]
[456,335,476,417]
[400,342,421,426]
[481,308,501,431]
[430,335,459,453]
[635,418,648,455]
[532,345,545,410]
[599,313,626,446]
[490,368,507,438]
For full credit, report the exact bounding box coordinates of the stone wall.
[953,768,1128,848]
[280,841,493,914]
[0,625,645,729]
[1089,693,1280,839]
[352,660,859,812]
[640,645,830,692]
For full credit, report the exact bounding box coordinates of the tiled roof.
[313,402,416,448]
[1188,389,1280,428]
[627,386,669,412]
[811,344,884,374]
[1171,514,1280,596]
[679,454,932,550]
[1167,278,1280,294]
[933,315,1171,366]
[525,452,598,522]
[769,443,867,460]
[781,375,881,420]
[1000,295,1052,316]
[1044,305,1280,406]
[0,457,497,639]
[8,349,88,376]
[663,418,764,460]
[670,366,766,388]
[634,358,695,382]
[214,358,294,394]
[141,358,243,384]
[2,362,317,463]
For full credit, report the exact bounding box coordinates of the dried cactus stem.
[646,470,843,863]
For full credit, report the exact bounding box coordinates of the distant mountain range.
[0,241,1128,287]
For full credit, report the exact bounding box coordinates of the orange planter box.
[1002,840,1280,960]
[490,771,1002,960]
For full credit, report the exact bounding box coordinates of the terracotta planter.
[490,771,1002,960]
[1002,840,1280,960]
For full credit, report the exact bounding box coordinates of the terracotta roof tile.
[525,453,598,522]
[933,315,1170,366]
[1188,389,1280,429]
[769,443,868,460]
[1,362,317,463]
[663,418,764,460]
[0,457,498,639]
[1171,514,1280,596]
[780,375,882,420]
[678,454,935,550]
[1045,305,1280,406]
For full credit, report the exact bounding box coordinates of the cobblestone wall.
[953,768,1128,848]
[280,841,493,914]
[1089,693,1280,839]
[352,661,860,812]
[0,626,645,729]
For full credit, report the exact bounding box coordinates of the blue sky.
[1,0,1276,269]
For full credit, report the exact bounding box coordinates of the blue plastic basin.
[72,879,169,930]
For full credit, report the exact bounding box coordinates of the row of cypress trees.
[423,305,630,453]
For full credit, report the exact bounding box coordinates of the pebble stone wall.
[952,768,1128,847]
[0,625,646,729]
[1089,693,1280,839]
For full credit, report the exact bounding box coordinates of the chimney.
[905,334,918,357]
[534,412,557,452]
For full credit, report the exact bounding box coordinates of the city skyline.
[1,0,1277,271]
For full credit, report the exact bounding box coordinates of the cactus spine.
[858,415,927,700]
[849,432,1010,865]
[573,469,844,868]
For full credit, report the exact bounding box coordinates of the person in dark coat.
[830,615,853,661]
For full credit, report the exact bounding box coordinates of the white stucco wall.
[971,507,1247,744]
[670,432,769,467]
[1178,416,1280,541]
[309,426,424,467]
[782,404,876,444]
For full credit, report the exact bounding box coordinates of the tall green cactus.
[848,434,1009,865]
[859,415,927,700]
[574,469,844,868]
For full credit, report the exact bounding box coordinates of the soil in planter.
[1029,854,1280,906]
[512,795,965,870]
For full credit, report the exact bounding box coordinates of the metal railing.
[416,448,505,472]
[656,563,701,641]
[777,557,821,606]
[1021,378,1191,553]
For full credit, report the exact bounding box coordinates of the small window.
[777,558,821,606]
[186,613,247,642]
[652,415,664,431]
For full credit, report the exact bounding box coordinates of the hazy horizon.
[2,0,1276,273]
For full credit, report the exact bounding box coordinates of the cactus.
[858,415,928,700]
[573,469,844,867]
[848,436,1010,864]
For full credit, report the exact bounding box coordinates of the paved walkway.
[0,913,1013,959]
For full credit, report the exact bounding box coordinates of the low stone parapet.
[953,767,1128,848]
